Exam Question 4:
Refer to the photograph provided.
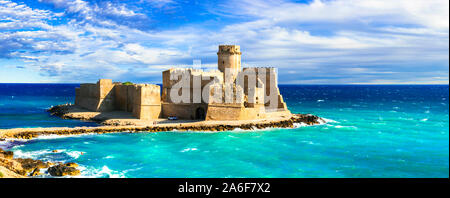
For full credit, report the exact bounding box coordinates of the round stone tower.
[217,45,242,81]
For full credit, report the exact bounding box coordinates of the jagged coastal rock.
[0,148,81,178]
[64,162,79,168]
[30,168,41,176]
[48,164,81,176]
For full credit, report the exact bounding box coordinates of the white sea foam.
[176,130,217,134]
[76,165,125,178]
[66,151,84,159]
[232,127,245,131]
[97,166,124,178]
[318,119,326,125]
[317,99,324,102]
[33,133,97,140]
[2,137,31,143]
[12,149,53,159]
[321,118,338,123]
[35,134,76,140]
[294,122,308,128]
[334,125,358,129]
[1,134,73,143]
[181,148,198,152]
[420,118,428,122]
[301,140,316,145]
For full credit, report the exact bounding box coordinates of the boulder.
[30,168,41,176]
[0,156,27,176]
[15,158,50,172]
[48,164,80,176]
[64,162,79,168]
[0,150,14,160]
[290,114,321,125]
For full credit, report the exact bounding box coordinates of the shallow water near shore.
[1,84,449,177]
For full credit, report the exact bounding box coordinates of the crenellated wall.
[75,45,290,121]
[241,67,289,111]
[132,84,161,120]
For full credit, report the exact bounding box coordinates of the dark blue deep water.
[0,84,99,128]
[0,84,448,178]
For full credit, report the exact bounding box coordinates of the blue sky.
[0,0,448,84]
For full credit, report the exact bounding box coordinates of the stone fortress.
[74,45,291,121]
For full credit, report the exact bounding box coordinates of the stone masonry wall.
[75,79,115,112]
[132,84,161,120]
[75,80,161,120]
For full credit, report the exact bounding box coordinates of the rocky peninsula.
[0,104,324,140]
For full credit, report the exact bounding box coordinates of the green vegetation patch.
[122,82,134,85]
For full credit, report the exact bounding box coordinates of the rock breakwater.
[1,113,324,140]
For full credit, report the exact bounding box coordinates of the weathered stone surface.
[69,45,293,122]
[64,162,79,168]
[30,168,41,176]
[0,149,13,159]
[291,114,324,125]
[0,149,84,178]
[47,104,70,117]
[15,158,50,172]
[218,45,241,81]
[114,84,130,112]
[0,150,58,177]
[3,112,323,141]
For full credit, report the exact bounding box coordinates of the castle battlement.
[217,45,242,55]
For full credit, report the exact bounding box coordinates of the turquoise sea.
[0,84,448,178]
